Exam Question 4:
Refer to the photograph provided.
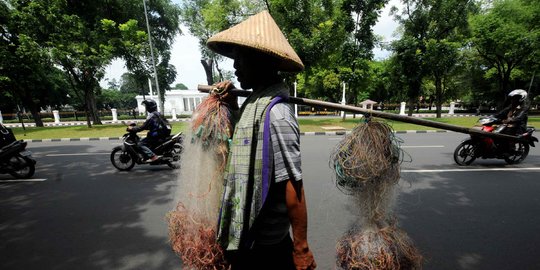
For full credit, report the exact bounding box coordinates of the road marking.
[328,138,446,148]
[0,178,47,182]
[402,167,540,173]
[46,153,110,157]
[402,145,445,148]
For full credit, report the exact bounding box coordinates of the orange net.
[167,204,231,270]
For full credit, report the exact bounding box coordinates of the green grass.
[8,116,540,139]
[11,122,188,140]
[297,116,483,132]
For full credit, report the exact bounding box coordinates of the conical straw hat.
[207,10,304,72]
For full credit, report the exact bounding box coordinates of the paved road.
[1,133,540,270]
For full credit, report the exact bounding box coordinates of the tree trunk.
[407,98,415,116]
[435,76,442,118]
[84,86,102,126]
[29,106,44,127]
[21,95,44,127]
[497,67,512,110]
[201,59,214,85]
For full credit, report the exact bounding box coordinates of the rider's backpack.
[0,123,16,148]
[157,116,172,137]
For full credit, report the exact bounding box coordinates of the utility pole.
[143,0,163,113]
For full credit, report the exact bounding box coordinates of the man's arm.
[286,179,316,270]
[130,117,152,133]
[506,107,528,124]
[494,107,509,120]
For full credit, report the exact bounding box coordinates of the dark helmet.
[142,99,158,112]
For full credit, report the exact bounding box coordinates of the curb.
[23,130,451,143]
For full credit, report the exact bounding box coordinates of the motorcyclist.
[494,89,529,135]
[0,123,17,148]
[128,99,170,162]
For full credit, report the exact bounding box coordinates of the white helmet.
[508,89,527,102]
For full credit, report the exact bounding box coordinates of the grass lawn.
[11,123,189,140]
[8,116,540,140]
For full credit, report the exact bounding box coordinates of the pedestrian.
[207,10,316,270]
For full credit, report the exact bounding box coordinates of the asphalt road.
[1,132,540,270]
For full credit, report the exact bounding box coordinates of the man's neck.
[253,78,282,93]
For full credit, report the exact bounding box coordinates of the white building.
[135,89,208,116]
[136,88,247,116]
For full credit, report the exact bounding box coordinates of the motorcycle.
[454,116,538,165]
[110,124,183,171]
[0,137,36,179]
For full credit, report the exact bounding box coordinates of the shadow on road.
[0,144,183,270]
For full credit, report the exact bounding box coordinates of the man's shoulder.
[270,102,294,121]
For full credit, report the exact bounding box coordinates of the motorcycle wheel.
[504,142,529,164]
[110,147,135,171]
[454,140,477,166]
[167,143,183,169]
[8,155,35,179]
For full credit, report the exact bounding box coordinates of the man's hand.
[213,80,239,110]
[293,248,317,270]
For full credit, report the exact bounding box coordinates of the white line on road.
[402,167,540,173]
[401,145,445,148]
[46,153,110,157]
[0,178,48,182]
[327,138,446,148]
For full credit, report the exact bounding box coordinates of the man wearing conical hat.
[208,10,316,270]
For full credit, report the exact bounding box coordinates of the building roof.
[359,99,378,105]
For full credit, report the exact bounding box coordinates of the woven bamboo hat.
[207,10,304,72]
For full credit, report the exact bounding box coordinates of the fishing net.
[330,119,422,269]
[336,222,422,270]
[168,204,230,270]
[330,120,402,194]
[167,91,234,269]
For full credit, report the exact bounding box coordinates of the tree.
[391,0,475,117]
[9,0,180,127]
[337,0,389,108]
[117,0,181,113]
[174,83,189,90]
[180,0,263,85]
[469,0,539,108]
[389,36,423,115]
[0,1,70,126]
[120,72,149,96]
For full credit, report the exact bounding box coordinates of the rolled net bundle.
[330,119,422,269]
[336,222,422,270]
[167,92,234,270]
[330,120,402,194]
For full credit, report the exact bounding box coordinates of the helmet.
[142,99,158,112]
[508,89,527,102]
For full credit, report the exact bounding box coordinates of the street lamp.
[142,0,163,113]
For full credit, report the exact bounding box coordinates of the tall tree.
[391,0,475,117]
[469,0,539,108]
[338,0,389,107]
[9,0,180,127]
[0,1,70,126]
[390,36,423,115]
[180,0,263,85]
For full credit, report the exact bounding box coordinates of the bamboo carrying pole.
[198,85,523,141]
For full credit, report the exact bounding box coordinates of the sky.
[100,0,401,90]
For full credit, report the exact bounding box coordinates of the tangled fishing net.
[330,121,402,194]
[336,222,422,270]
[330,119,422,269]
[167,91,234,269]
[168,204,230,270]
